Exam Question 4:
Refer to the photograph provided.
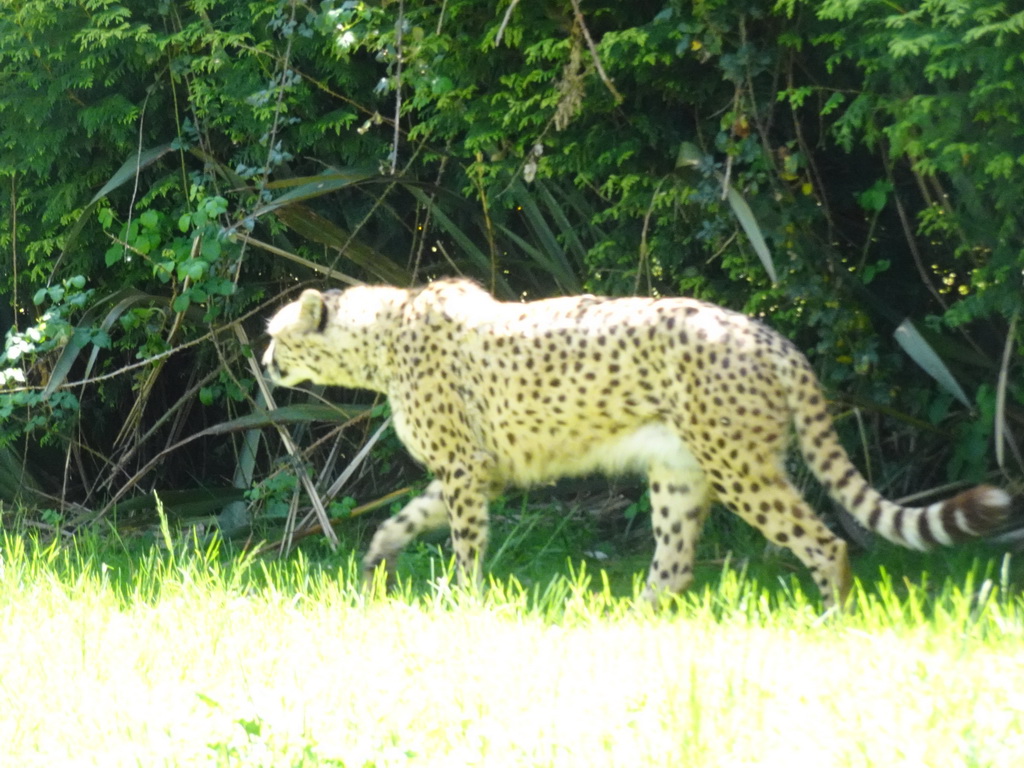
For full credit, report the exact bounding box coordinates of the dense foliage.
[0,0,1019,538]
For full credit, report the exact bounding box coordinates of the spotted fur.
[264,278,1011,607]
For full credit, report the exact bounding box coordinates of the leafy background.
[0,0,1019,553]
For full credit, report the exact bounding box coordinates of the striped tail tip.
[937,485,1012,542]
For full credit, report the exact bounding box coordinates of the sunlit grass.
[0,529,1021,767]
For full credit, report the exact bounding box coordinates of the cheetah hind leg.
[641,462,712,606]
[363,480,447,594]
[715,463,853,610]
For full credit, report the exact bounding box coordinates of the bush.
[0,0,1018,534]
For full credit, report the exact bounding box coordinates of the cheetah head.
[263,285,405,390]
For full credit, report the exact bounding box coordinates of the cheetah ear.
[297,289,326,333]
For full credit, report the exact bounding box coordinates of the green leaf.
[431,75,454,95]
[200,238,221,261]
[91,330,111,349]
[675,141,703,168]
[139,210,160,229]
[155,261,175,281]
[821,92,846,116]
[203,196,228,217]
[205,277,236,296]
[724,185,777,284]
[857,180,892,212]
[89,143,175,205]
[893,319,970,408]
[182,260,207,281]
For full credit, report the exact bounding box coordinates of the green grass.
[0,523,1022,767]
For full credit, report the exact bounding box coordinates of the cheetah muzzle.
[263,278,1011,608]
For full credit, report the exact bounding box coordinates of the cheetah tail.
[783,357,1011,550]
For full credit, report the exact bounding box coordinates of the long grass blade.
[893,319,971,407]
[405,187,489,270]
[323,417,392,499]
[676,141,777,284]
[251,166,380,215]
[724,185,778,284]
[534,181,591,266]
[0,444,44,506]
[509,180,582,292]
[206,403,369,433]
[240,325,339,549]
[272,204,411,285]
[495,225,577,293]
[89,143,175,205]
[405,186,514,295]
[42,289,167,400]
[109,487,247,518]
[995,308,1019,468]
[230,234,361,286]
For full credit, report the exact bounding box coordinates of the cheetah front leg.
[363,459,494,593]
[439,463,493,591]
[641,462,712,604]
[364,480,448,587]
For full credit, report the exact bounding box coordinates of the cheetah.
[263,278,1010,607]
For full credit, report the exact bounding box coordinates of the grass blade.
[509,180,582,292]
[204,403,370,434]
[252,165,380,215]
[724,184,778,284]
[405,186,515,295]
[677,141,777,284]
[406,186,490,271]
[42,289,167,400]
[995,308,1019,468]
[0,444,45,507]
[271,204,411,285]
[535,182,592,266]
[893,319,971,407]
[89,143,175,205]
